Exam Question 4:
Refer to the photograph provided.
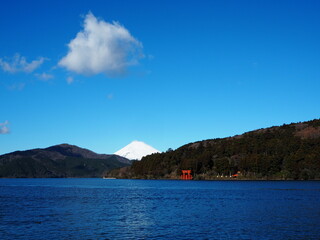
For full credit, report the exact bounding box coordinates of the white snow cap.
[114,140,160,160]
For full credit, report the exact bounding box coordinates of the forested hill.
[0,144,131,178]
[112,119,320,180]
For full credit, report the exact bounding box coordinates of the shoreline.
[1,177,319,181]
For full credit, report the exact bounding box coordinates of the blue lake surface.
[0,179,320,240]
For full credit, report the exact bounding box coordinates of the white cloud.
[8,83,26,91]
[0,121,10,134]
[59,12,143,76]
[66,76,74,84]
[35,72,54,81]
[107,93,114,100]
[0,54,46,73]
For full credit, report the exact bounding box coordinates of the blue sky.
[1,0,320,155]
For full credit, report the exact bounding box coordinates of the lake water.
[0,179,319,240]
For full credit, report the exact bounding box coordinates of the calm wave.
[1,179,320,239]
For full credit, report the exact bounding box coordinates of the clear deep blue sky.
[1,0,320,154]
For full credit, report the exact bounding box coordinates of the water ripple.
[0,179,320,239]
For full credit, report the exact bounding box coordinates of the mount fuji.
[114,141,160,160]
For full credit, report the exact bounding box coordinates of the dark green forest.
[0,144,130,178]
[112,119,320,180]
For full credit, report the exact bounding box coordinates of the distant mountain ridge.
[46,144,131,164]
[0,144,131,178]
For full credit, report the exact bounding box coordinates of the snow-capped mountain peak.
[114,140,160,160]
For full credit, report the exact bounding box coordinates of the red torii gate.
[180,170,193,180]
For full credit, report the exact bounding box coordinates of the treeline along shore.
[107,119,320,180]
